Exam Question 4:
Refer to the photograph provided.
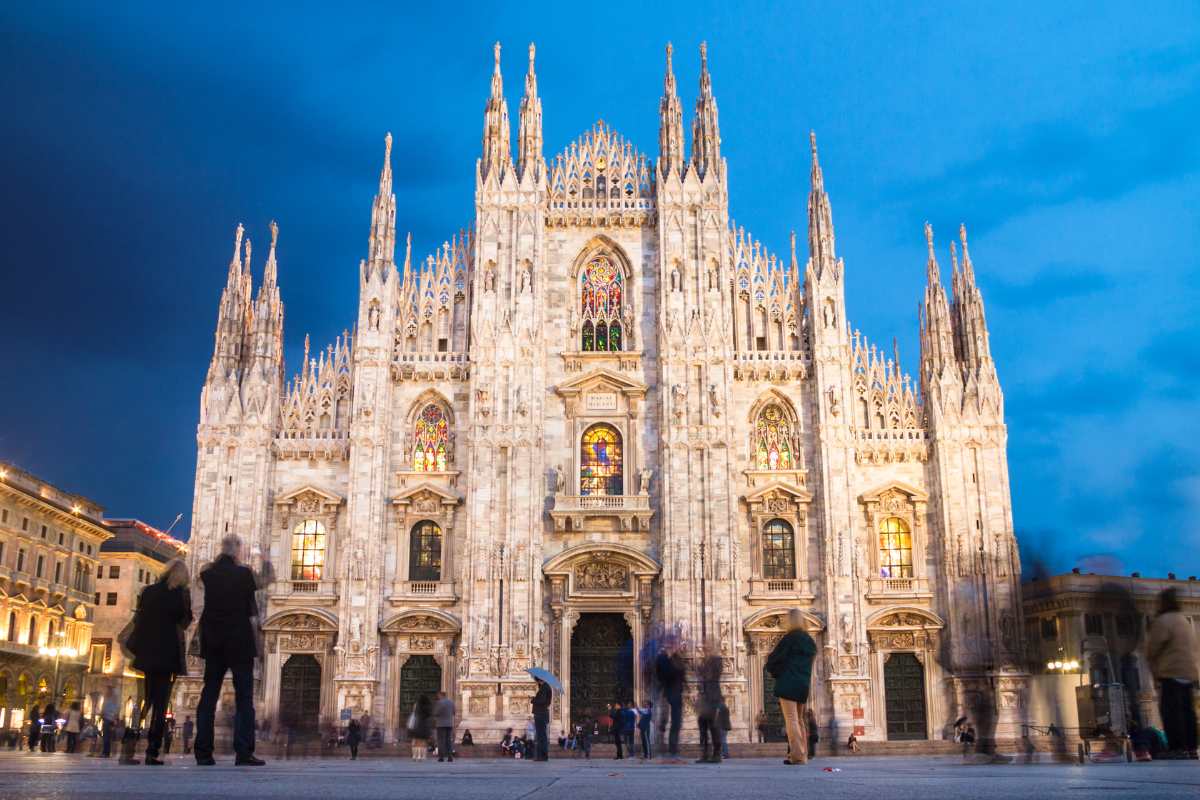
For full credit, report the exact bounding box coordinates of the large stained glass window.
[878,517,913,579]
[412,404,449,472]
[409,521,442,581]
[580,255,624,352]
[291,519,327,581]
[762,518,796,580]
[754,404,795,470]
[580,423,623,496]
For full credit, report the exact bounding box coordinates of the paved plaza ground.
[1,752,1198,800]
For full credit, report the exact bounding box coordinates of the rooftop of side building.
[1023,569,1200,607]
[101,518,188,564]
[0,459,108,529]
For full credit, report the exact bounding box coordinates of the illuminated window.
[753,404,795,470]
[762,519,796,580]
[579,255,624,352]
[290,519,327,581]
[409,521,442,581]
[580,424,623,496]
[412,404,450,472]
[878,517,913,578]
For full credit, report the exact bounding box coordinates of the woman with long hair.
[125,559,193,765]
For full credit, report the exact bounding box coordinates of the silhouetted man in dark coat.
[194,535,265,766]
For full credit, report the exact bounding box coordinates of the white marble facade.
[176,43,1028,745]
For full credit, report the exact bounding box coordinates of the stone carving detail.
[468,694,490,715]
[573,557,629,591]
[409,635,436,650]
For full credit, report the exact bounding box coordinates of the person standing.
[41,702,58,752]
[181,716,193,755]
[26,708,40,752]
[194,535,266,766]
[765,609,817,765]
[126,559,193,766]
[611,702,626,759]
[99,687,119,758]
[408,694,433,760]
[434,691,456,762]
[755,711,769,744]
[637,701,653,759]
[1146,587,1199,759]
[654,642,685,759]
[163,718,175,755]
[530,679,551,762]
[346,718,362,760]
[695,641,724,763]
[63,702,82,753]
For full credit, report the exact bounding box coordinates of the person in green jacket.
[765,609,817,765]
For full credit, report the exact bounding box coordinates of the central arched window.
[878,517,913,578]
[580,255,624,352]
[412,404,450,472]
[762,518,796,579]
[409,521,442,581]
[754,404,795,470]
[27,616,37,647]
[580,423,623,496]
[290,519,327,581]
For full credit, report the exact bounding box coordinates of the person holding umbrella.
[526,667,560,762]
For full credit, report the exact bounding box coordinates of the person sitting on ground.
[500,728,514,757]
[461,729,474,746]
[847,733,861,753]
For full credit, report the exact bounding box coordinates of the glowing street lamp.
[38,632,78,703]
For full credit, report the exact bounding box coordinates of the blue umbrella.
[526,667,563,693]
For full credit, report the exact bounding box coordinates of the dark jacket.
[531,682,552,720]
[346,720,362,746]
[198,555,259,665]
[655,651,686,701]
[765,628,817,702]
[128,582,193,675]
[696,654,724,718]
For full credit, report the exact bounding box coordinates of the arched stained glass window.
[580,424,623,496]
[878,517,913,579]
[754,404,795,470]
[580,255,624,352]
[409,521,442,581]
[412,404,450,472]
[762,519,796,580]
[290,519,327,581]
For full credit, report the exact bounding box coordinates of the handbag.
[406,711,418,732]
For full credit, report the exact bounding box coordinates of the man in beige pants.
[765,609,817,764]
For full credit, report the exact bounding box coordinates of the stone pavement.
[0,751,1197,800]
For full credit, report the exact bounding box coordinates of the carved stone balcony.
[550,493,653,533]
[865,576,933,603]
[746,577,816,605]
[272,579,338,607]
[388,580,458,607]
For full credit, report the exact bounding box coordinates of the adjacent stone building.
[0,461,109,732]
[178,43,1027,744]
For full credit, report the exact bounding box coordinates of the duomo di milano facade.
[178,42,1028,744]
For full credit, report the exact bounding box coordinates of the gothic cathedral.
[178,43,1028,744]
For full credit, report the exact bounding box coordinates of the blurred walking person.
[766,609,817,765]
[408,694,433,760]
[346,718,362,760]
[63,702,82,752]
[125,559,192,766]
[181,715,193,754]
[530,679,551,762]
[99,686,119,757]
[1147,588,1199,759]
[654,640,686,759]
[434,691,456,762]
[194,535,266,766]
[695,641,725,763]
[611,701,626,759]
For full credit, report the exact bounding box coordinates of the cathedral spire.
[261,220,279,290]
[517,43,543,181]
[690,41,721,180]
[658,42,685,178]
[951,223,995,373]
[807,132,837,277]
[367,133,397,273]
[919,223,957,382]
[480,42,512,180]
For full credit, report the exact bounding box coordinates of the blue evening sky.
[1,2,1197,578]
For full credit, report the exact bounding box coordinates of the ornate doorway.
[883,653,927,740]
[760,666,786,742]
[570,613,633,723]
[279,654,322,732]
[398,655,442,735]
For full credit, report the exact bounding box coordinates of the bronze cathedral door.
[279,654,322,732]
[883,652,927,740]
[399,654,442,736]
[570,613,633,724]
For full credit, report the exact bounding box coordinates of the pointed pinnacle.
[924,222,935,260]
[789,230,797,266]
[385,131,393,159]
[232,223,245,265]
[244,237,252,269]
[528,42,535,69]
[950,241,960,276]
[269,220,279,248]
[493,41,501,72]
[810,130,818,157]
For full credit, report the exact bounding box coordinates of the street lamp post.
[39,631,78,705]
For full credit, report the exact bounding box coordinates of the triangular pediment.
[274,484,344,508]
[743,480,813,504]
[392,482,461,507]
[859,481,929,504]
[555,367,647,398]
